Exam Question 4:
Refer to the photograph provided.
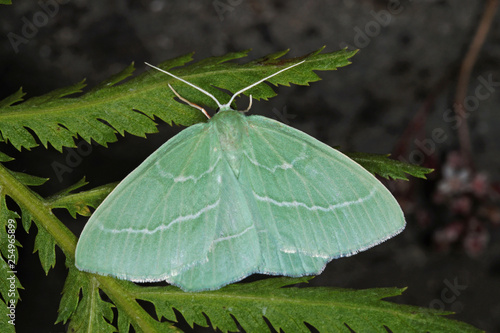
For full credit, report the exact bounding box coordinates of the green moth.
[75,59,405,292]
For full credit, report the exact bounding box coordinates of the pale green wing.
[76,121,260,291]
[167,160,261,291]
[239,115,405,276]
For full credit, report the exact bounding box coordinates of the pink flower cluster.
[425,151,499,256]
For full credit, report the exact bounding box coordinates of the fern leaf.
[0,88,25,108]
[88,62,135,93]
[22,80,86,106]
[0,195,20,261]
[0,166,58,275]
[19,205,34,232]
[0,168,57,274]
[0,152,14,162]
[10,170,48,186]
[132,277,481,333]
[57,267,179,332]
[64,273,116,332]
[48,180,117,218]
[33,226,56,275]
[0,48,356,152]
[56,265,84,325]
[347,152,433,180]
[51,177,89,197]
[117,308,133,333]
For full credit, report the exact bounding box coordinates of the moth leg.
[168,84,211,119]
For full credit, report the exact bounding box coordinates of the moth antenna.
[147,60,306,113]
[240,95,253,113]
[223,60,306,109]
[145,62,223,109]
[168,84,211,119]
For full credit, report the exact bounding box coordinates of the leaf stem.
[97,276,177,333]
[0,163,77,257]
[454,0,499,169]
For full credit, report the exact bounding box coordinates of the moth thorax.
[214,111,246,177]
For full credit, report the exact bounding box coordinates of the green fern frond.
[0,47,356,152]
[132,277,480,333]
[58,268,115,332]
[0,88,25,108]
[0,152,14,162]
[347,152,433,180]
[47,180,117,218]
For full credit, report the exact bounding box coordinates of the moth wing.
[76,121,261,291]
[167,159,261,291]
[76,123,221,283]
[239,115,405,276]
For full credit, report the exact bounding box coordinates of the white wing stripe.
[98,199,220,234]
[154,155,222,183]
[279,247,330,258]
[253,188,376,212]
[243,145,307,173]
[212,225,255,245]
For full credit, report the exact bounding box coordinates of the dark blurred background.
[1,1,499,332]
